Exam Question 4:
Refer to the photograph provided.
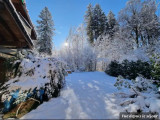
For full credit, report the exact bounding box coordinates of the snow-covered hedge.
[0,55,66,112]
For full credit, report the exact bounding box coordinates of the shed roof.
[0,0,37,49]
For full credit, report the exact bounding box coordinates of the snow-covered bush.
[113,76,159,114]
[0,54,66,112]
[105,60,152,79]
[115,76,155,92]
[114,76,131,90]
[133,77,156,92]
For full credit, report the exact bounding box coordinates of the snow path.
[21,72,119,119]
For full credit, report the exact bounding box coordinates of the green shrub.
[150,54,160,86]
[105,60,122,77]
[105,60,152,80]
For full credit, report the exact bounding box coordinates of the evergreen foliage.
[85,4,94,45]
[106,11,119,38]
[85,4,107,45]
[105,60,122,77]
[105,60,152,79]
[150,54,160,85]
[36,7,55,56]
[92,4,107,40]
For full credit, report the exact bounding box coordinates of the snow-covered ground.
[21,72,120,119]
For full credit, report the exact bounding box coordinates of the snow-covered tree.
[140,0,160,45]
[118,0,142,48]
[36,7,55,56]
[94,29,134,70]
[58,24,97,71]
[118,0,160,48]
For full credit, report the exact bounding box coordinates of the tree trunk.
[135,28,139,48]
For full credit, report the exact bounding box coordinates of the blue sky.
[26,0,128,49]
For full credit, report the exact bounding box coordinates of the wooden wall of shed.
[0,58,6,85]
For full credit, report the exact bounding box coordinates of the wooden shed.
[0,0,37,84]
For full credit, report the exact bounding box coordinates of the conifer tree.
[85,4,107,45]
[36,7,55,56]
[107,11,118,38]
[85,4,94,45]
[92,4,107,40]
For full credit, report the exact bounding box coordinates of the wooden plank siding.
[0,58,6,85]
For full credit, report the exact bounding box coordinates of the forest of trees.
[58,0,160,71]
[85,0,160,47]
[33,0,160,72]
